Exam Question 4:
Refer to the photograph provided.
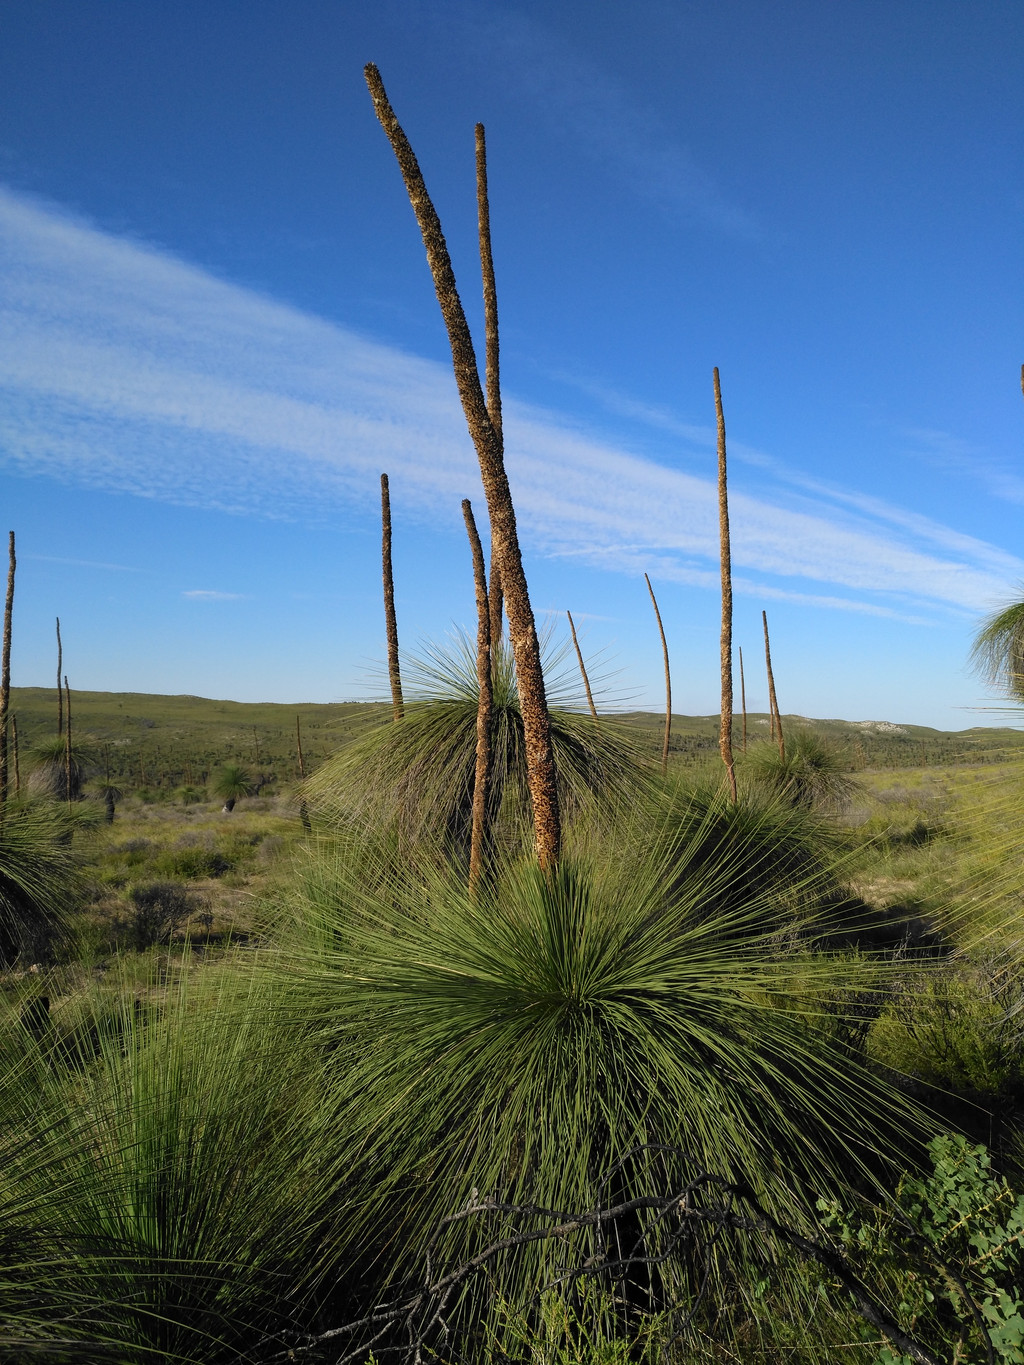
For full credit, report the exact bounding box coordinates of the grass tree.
[742,729,861,813]
[213,763,252,813]
[29,735,92,802]
[365,64,560,871]
[305,632,646,861]
[0,800,80,964]
[971,597,1024,702]
[279,791,926,1351]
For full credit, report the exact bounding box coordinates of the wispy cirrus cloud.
[182,590,245,601]
[0,183,1020,626]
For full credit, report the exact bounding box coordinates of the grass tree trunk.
[739,646,748,754]
[462,499,493,893]
[380,472,404,722]
[567,610,598,721]
[366,64,561,870]
[645,574,672,778]
[488,560,503,650]
[762,610,785,762]
[56,617,63,737]
[0,532,14,810]
[714,369,737,802]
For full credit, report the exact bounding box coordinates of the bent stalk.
[365,64,560,869]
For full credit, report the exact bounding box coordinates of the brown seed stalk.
[0,532,14,809]
[12,714,19,796]
[714,369,737,802]
[462,498,493,892]
[645,574,672,777]
[296,714,311,833]
[380,472,404,721]
[64,674,72,810]
[476,124,502,442]
[365,65,560,869]
[739,646,748,754]
[762,610,785,762]
[567,610,598,721]
[56,616,63,737]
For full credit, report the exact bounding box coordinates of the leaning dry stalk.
[739,646,748,754]
[380,472,404,721]
[0,531,14,808]
[295,715,306,779]
[714,369,737,803]
[56,617,63,736]
[566,610,598,721]
[762,610,785,762]
[11,714,19,795]
[295,714,311,833]
[462,498,493,892]
[645,574,672,777]
[64,674,72,810]
[366,64,560,869]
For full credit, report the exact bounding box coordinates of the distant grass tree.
[213,763,253,814]
[742,729,860,814]
[971,597,1024,702]
[28,736,93,802]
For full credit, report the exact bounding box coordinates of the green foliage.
[742,729,862,813]
[212,763,252,810]
[818,1134,1024,1363]
[0,966,346,1361]
[279,791,925,1346]
[28,735,95,801]
[868,962,1024,1110]
[971,598,1024,702]
[0,799,82,964]
[306,634,651,856]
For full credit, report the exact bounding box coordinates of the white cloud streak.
[0,184,1019,623]
[182,590,245,601]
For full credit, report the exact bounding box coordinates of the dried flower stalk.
[365,64,560,869]
[381,472,404,721]
[462,498,493,892]
[567,611,598,721]
[645,573,671,777]
[714,369,737,802]
[762,610,785,762]
[0,532,14,808]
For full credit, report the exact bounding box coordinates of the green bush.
[818,1134,1024,1363]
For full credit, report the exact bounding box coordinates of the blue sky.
[1,1,1022,728]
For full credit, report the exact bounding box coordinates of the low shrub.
[123,881,205,950]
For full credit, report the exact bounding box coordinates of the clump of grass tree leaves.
[274,777,932,1358]
[305,632,648,860]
